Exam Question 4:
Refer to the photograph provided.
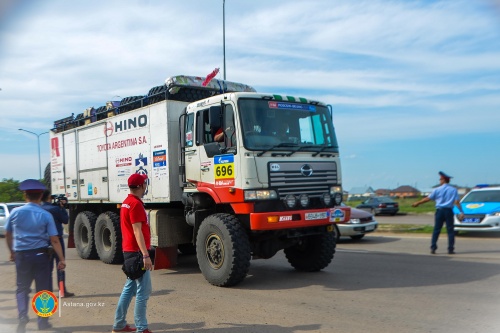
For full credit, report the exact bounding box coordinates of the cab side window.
[222,105,236,147]
[184,113,194,147]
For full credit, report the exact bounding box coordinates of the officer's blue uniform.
[5,180,59,331]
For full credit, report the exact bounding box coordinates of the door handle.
[201,166,210,172]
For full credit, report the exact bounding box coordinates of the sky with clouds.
[1,0,499,191]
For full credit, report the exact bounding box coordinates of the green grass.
[377,224,436,233]
[346,197,436,214]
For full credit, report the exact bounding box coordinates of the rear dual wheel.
[95,211,123,264]
[74,211,98,260]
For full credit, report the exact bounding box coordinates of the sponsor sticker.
[329,208,345,222]
[153,150,167,167]
[214,154,235,187]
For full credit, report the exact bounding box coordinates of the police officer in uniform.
[5,179,66,333]
[413,171,464,254]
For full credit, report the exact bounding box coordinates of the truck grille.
[268,161,338,199]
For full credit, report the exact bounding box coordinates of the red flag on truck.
[202,68,220,86]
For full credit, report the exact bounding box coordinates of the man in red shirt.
[112,173,153,333]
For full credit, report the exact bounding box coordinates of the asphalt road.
[0,230,499,333]
[375,213,435,225]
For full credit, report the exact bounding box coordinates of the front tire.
[196,213,251,287]
[95,211,123,264]
[74,211,98,260]
[284,230,336,272]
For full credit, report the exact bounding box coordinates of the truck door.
[184,105,236,188]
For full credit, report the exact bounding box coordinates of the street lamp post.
[18,129,49,180]
[223,0,226,80]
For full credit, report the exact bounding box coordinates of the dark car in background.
[356,196,399,216]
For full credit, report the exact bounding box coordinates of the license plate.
[365,225,375,231]
[462,218,480,223]
[387,204,394,207]
[305,212,328,220]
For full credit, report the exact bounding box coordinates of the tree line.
[1,164,51,202]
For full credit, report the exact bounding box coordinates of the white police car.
[454,186,500,232]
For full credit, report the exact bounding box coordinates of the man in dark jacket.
[41,190,75,297]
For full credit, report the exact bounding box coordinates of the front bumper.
[337,221,378,237]
[249,207,351,231]
[454,215,500,232]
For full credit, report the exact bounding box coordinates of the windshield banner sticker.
[268,101,316,112]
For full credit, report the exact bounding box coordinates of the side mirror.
[204,142,222,158]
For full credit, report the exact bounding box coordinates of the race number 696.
[216,165,233,177]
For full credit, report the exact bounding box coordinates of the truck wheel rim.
[80,224,89,247]
[204,233,224,269]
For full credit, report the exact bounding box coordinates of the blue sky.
[0,0,499,191]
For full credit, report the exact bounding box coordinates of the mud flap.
[153,246,178,270]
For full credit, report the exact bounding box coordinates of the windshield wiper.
[257,143,299,157]
[312,144,334,157]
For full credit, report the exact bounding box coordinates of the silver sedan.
[335,206,378,240]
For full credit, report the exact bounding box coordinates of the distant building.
[390,185,420,198]
[375,188,391,196]
[347,186,375,200]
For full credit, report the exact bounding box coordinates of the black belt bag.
[121,252,146,280]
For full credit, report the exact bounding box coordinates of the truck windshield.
[238,98,339,153]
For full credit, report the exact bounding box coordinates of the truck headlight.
[322,193,332,206]
[330,186,342,196]
[285,194,296,208]
[333,193,343,205]
[299,194,310,207]
[244,190,278,201]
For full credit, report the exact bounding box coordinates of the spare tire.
[95,211,123,264]
[74,211,98,259]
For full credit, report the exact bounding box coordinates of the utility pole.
[18,129,49,179]
[223,0,226,80]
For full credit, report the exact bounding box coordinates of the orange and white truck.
[50,75,349,286]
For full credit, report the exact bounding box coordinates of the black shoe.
[38,322,52,331]
[62,291,75,298]
[431,249,436,254]
[17,316,29,333]
[448,251,455,255]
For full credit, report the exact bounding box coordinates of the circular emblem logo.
[300,164,313,177]
[104,121,114,137]
[270,163,280,172]
[466,203,484,209]
[32,290,58,317]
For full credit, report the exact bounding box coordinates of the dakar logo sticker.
[32,290,58,317]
